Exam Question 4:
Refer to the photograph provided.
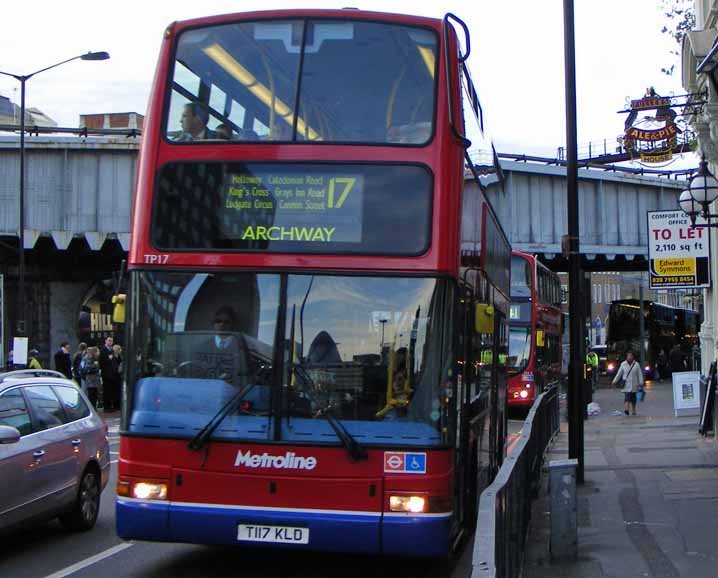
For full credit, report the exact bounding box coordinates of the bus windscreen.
[151,162,432,254]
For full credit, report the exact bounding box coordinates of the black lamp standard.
[0,51,109,336]
[678,157,718,227]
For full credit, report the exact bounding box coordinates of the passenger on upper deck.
[175,103,219,141]
[265,121,293,142]
[215,122,259,142]
[215,123,233,140]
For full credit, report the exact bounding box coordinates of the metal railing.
[472,385,560,578]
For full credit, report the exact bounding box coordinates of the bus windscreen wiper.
[323,407,368,462]
[188,382,256,451]
[290,364,367,462]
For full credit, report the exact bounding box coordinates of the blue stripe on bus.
[116,499,450,556]
[382,514,452,556]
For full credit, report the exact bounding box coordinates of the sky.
[0,0,689,162]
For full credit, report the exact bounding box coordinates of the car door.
[52,385,94,483]
[0,387,42,529]
[23,385,76,515]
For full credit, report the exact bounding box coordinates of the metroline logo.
[234,450,318,470]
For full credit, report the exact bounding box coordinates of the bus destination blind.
[222,170,365,244]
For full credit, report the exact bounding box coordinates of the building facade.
[682,0,718,375]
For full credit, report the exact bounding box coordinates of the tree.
[661,0,696,75]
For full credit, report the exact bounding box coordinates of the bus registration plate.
[237,524,309,544]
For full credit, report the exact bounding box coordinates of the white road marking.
[110,459,118,465]
[110,451,119,455]
[42,543,133,578]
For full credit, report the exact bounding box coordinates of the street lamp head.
[80,51,110,61]
[688,158,718,205]
[679,189,700,226]
[679,189,699,216]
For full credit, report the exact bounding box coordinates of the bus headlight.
[117,479,168,500]
[389,495,426,513]
[133,482,168,500]
[519,390,529,399]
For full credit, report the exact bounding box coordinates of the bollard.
[549,458,578,560]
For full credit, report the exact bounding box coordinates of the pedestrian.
[28,349,42,370]
[656,348,668,381]
[54,341,73,379]
[98,336,114,410]
[586,348,599,390]
[105,343,124,412]
[611,350,644,416]
[72,342,88,389]
[669,343,686,375]
[81,346,101,409]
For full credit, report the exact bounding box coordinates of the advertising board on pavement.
[647,210,710,290]
[672,371,702,417]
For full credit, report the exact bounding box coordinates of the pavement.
[523,379,718,578]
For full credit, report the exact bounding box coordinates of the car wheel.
[59,467,101,531]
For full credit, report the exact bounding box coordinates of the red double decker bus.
[507,252,562,408]
[116,9,510,558]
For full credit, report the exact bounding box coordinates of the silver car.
[0,369,110,533]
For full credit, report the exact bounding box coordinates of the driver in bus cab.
[190,306,247,382]
[174,102,219,141]
[209,306,241,353]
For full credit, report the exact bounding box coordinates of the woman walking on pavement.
[81,346,102,409]
[611,350,644,416]
[72,342,88,390]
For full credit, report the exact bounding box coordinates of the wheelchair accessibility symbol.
[405,453,426,473]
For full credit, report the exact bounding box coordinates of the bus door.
[457,273,495,532]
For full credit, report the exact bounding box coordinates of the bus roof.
[170,9,443,32]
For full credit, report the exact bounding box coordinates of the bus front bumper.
[116,498,451,556]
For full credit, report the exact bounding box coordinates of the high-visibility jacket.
[586,352,599,368]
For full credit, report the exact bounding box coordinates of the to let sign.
[647,210,710,290]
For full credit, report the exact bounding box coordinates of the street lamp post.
[0,51,109,336]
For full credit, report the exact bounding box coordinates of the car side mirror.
[0,425,21,445]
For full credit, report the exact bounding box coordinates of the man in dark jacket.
[99,336,115,411]
[669,344,686,375]
[54,342,72,379]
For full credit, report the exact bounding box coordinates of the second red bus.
[507,252,562,408]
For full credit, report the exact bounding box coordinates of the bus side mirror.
[475,304,495,334]
[112,294,126,323]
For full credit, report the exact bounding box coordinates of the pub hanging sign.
[623,88,681,164]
